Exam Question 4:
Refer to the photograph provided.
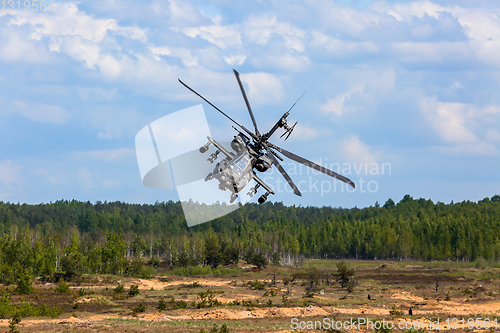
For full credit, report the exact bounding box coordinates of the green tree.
[204,230,221,268]
[101,232,127,275]
[335,260,354,288]
[14,265,33,294]
[249,253,266,270]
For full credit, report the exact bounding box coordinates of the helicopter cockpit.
[229,150,252,175]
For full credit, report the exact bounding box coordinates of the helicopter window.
[230,152,251,175]
[235,156,249,170]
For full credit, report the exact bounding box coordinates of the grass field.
[2,259,500,332]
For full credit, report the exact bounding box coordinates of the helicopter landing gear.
[204,173,213,181]
[208,150,219,163]
[247,184,260,197]
[258,192,270,204]
[230,193,238,204]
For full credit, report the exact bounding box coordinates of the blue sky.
[1,0,499,208]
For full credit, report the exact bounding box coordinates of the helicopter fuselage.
[212,149,255,194]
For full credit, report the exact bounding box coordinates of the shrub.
[376,327,393,333]
[263,289,277,297]
[0,292,62,319]
[7,313,21,333]
[133,303,146,313]
[14,266,33,295]
[147,257,161,268]
[127,258,153,279]
[173,300,187,310]
[157,298,167,311]
[404,329,425,333]
[113,284,125,293]
[248,253,267,269]
[200,323,230,333]
[78,288,94,297]
[172,266,241,276]
[128,285,140,297]
[197,289,221,308]
[54,280,70,293]
[335,261,354,288]
[242,300,254,307]
[248,280,265,290]
[389,304,401,315]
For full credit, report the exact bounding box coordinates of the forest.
[1,194,500,289]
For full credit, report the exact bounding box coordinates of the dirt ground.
[1,260,500,332]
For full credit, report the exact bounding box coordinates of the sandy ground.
[2,270,500,332]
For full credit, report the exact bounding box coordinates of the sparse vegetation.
[197,289,221,308]
[54,280,70,293]
[113,284,125,294]
[7,313,21,333]
[132,302,145,313]
[200,323,230,333]
[128,285,139,296]
[0,291,62,319]
[158,298,167,311]
[336,261,355,288]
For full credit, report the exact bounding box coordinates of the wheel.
[258,195,267,204]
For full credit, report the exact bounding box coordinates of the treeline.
[1,194,500,284]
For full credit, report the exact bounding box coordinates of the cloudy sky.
[1,0,499,208]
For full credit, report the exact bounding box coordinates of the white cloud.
[74,148,135,163]
[167,0,207,26]
[77,166,98,190]
[421,97,477,144]
[102,178,122,188]
[320,94,349,117]
[148,46,171,61]
[0,161,23,184]
[485,129,500,144]
[320,85,365,116]
[386,1,500,67]
[239,72,285,105]
[223,55,246,66]
[286,124,318,142]
[78,87,118,102]
[34,168,61,185]
[10,3,147,43]
[13,101,71,124]
[0,29,52,63]
[244,14,306,51]
[250,53,311,72]
[177,18,241,49]
[310,30,379,59]
[341,135,381,164]
[433,142,497,156]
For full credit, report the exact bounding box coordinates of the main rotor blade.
[271,145,356,189]
[178,79,256,140]
[233,69,260,137]
[267,151,301,196]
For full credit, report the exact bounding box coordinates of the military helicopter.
[178,70,355,204]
